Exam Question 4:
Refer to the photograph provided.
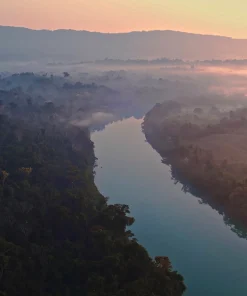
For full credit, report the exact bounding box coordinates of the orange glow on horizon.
[2,0,247,38]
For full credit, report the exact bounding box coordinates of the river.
[91,116,247,296]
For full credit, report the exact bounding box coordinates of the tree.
[193,107,203,115]
[63,72,70,78]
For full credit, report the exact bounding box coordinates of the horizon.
[0,24,244,40]
[2,0,247,39]
[2,2,247,296]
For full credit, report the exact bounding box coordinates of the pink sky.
[2,0,247,38]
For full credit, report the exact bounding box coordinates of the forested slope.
[143,101,247,232]
[0,89,185,295]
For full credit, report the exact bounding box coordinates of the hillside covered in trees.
[2,26,247,62]
[143,100,247,233]
[0,80,185,295]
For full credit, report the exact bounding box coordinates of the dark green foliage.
[143,102,247,231]
[0,114,185,295]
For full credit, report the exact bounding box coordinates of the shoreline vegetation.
[0,77,185,295]
[143,100,247,234]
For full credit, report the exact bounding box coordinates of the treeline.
[93,58,247,66]
[143,102,247,231]
[0,89,185,295]
[94,58,185,65]
[0,73,120,129]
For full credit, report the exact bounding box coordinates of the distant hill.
[1,26,247,62]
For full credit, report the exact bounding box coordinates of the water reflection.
[164,158,247,240]
[92,117,247,296]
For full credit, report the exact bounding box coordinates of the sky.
[1,0,247,38]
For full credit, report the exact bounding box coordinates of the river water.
[92,116,247,296]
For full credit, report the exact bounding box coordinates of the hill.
[1,26,247,62]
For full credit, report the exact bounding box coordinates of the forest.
[0,80,185,295]
[143,100,247,232]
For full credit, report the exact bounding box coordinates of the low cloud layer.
[70,112,115,128]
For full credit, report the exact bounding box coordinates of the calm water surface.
[92,117,247,296]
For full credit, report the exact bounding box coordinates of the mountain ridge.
[0,25,240,39]
[1,25,247,62]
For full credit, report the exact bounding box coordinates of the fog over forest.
[2,25,247,296]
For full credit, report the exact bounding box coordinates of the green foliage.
[0,115,185,296]
[144,102,247,230]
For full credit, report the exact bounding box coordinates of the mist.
[2,59,247,130]
[70,112,115,128]
[3,18,247,296]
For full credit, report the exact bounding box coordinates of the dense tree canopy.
[143,101,247,232]
[0,88,185,295]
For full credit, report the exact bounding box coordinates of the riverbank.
[143,101,247,230]
[93,117,247,296]
[0,87,186,295]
